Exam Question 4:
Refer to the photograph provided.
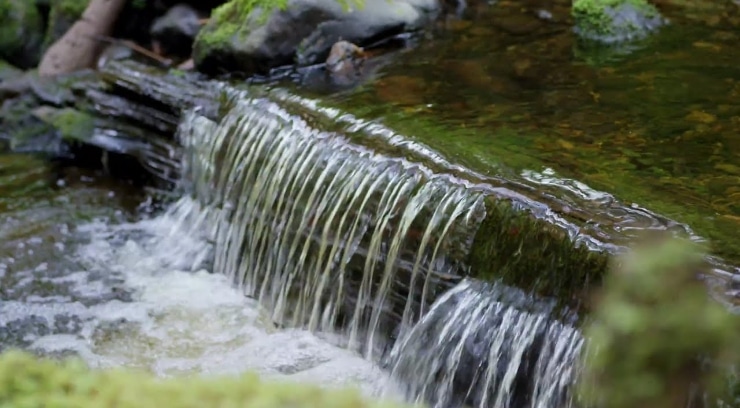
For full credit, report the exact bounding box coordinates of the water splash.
[176,95,486,358]
[387,279,584,408]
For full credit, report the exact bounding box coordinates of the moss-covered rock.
[467,196,610,313]
[0,0,44,68]
[572,0,666,44]
[0,350,409,408]
[44,0,90,51]
[32,106,96,143]
[0,59,23,82]
[578,237,740,408]
[193,0,438,76]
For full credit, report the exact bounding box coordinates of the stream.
[0,153,402,398]
[1,1,739,407]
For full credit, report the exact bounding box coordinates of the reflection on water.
[0,154,398,398]
[286,0,740,267]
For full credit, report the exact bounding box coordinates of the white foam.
[16,197,398,399]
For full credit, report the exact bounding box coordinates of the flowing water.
[1,92,595,408]
[283,0,740,276]
[388,279,583,408]
[0,154,400,398]
[4,1,740,406]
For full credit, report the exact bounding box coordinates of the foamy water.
[0,195,400,399]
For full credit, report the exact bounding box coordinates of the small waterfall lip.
[256,87,739,297]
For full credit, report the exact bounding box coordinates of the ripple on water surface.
[0,157,398,399]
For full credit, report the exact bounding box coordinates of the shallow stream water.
[289,0,740,270]
[0,154,399,398]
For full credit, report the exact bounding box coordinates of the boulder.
[572,0,666,44]
[150,4,204,59]
[193,0,439,76]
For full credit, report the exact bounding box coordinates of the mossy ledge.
[0,350,410,408]
[468,196,610,314]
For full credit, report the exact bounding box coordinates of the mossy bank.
[0,350,410,408]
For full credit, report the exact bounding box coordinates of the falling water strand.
[175,96,486,358]
[387,279,584,408]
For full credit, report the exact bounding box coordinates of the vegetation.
[578,236,740,408]
[468,196,609,313]
[0,350,409,408]
[0,0,43,68]
[572,0,663,42]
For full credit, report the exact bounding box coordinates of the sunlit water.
[0,160,401,399]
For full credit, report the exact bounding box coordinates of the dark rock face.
[150,4,204,58]
[193,0,439,76]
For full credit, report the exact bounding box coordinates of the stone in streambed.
[193,0,439,76]
[572,0,666,44]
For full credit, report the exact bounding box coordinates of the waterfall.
[387,279,583,408]
[159,91,590,408]
[175,94,487,359]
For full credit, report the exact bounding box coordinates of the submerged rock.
[0,0,44,68]
[572,0,666,44]
[325,40,365,77]
[193,0,438,75]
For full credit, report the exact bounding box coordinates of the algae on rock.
[467,196,609,313]
[193,0,437,75]
[572,0,666,44]
[32,106,96,143]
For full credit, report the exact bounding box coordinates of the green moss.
[0,0,43,67]
[572,0,661,39]
[193,0,286,63]
[467,196,609,312]
[44,0,90,50]
[0,350,409,408]
[57,0,88,16]
[578,237,740,408]
[32,106,96,142]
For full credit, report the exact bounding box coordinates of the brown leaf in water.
[685,110,717,124]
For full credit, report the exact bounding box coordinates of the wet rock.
[96,43,134,70]
[150,4,203,59]
[0,0,44,68]
[572,0,666,44]
[193,0,439,76]
[325,40,365,77]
